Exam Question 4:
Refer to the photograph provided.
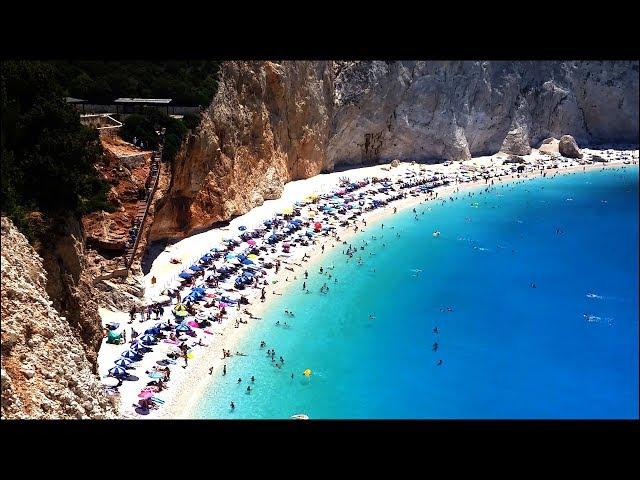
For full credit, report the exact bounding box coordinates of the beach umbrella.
[114,358,132,367]
[178,272,193,279]
[175,323,192,332]
[247,254,258,260]
[247,239,256,246]
[121,350,138,360]
[238,225,247,231]
[109,366,127,377]
[140,334,156,344]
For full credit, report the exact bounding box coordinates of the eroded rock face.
[1,217,117,419]
[501,126,532,155]
[152,60,639,239]
[559,134,583,158]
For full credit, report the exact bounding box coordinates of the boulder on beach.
[558,135,583,158]
[500,127,532,156]
[538,137,560,155]
[390,159,400,167]
[591,154,608,163]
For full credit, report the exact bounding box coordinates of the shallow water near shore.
[194,167,639,419]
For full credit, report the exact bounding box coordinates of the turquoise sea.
[195,167,639,419]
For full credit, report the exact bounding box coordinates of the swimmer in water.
[437,359,443,366]
[246,386,251,393]
[230,401,235,410]
[237,378,242,384]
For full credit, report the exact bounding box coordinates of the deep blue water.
[195,167,639,419]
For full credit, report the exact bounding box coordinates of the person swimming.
[436,359,443,366]
[230,401,235,410]
[432,342,439,351]
[237,378,242,383]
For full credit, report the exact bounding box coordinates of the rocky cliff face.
[1,217,117,419]
[152,60,639,239]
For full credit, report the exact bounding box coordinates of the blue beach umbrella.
[176,323,192,333]
[114,358,132,367]
[238,225,247,231]
[140,334,156,344]
[121,350,138,360]
[178,272,193,280]
[109,366,127,377]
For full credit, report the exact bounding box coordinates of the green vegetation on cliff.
[1,61,113,239]
[49,61,221,106]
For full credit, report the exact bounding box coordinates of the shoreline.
[97,149,638,419]
[157,157,637,419]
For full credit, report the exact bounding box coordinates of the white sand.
[98,148,638,419]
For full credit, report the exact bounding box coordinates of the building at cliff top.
[114,98,173,115]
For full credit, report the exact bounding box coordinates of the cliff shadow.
[141,240,169,275]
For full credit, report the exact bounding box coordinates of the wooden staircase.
[124,145,163,269]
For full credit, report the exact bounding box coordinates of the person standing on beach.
[223,365,227,376]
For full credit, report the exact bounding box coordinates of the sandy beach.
[97,147,638,419]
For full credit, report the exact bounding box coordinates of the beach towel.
[204,329,213,335]
[163,339,179,345]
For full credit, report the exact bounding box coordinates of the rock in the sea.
[558,135,583,158]
[501,127,532,156]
